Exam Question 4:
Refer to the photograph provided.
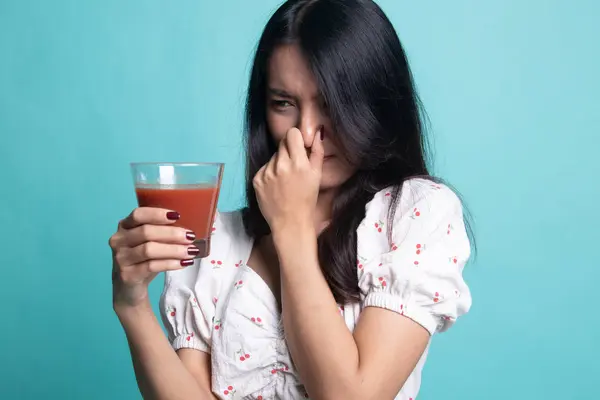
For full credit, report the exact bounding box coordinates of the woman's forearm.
[273,226,362,400]
[115,301,214,400]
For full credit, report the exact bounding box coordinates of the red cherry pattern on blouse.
[410,208,421,219]
[184,191,459,399]
[374,220,384,233]
[378,276,388,288]
[223,385,234,396]
[237,349,251,362]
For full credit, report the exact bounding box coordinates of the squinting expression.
[266,44,356,191]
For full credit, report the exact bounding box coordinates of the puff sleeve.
[159,261,216,353]
[158,212,231,353]
[359,183,473,334]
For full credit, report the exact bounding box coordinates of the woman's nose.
[298,111,325,147]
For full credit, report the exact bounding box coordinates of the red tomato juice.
[135,184,220,258]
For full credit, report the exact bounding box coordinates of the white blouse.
[160,178,472,400]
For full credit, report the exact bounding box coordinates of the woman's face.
[266,44,356,191]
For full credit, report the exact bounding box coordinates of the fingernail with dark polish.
[181,259,194,267]
[186,231,196,241]
[167,211,180,220]
[188,246,200,256]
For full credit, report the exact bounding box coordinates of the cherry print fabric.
[160,178,472,399]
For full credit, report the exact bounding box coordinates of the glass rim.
[130,161,224,168]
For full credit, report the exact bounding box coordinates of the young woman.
[109,1,473,399]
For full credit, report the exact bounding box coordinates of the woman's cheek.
[267,110,295,142]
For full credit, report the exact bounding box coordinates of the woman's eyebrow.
[267,87,295,98]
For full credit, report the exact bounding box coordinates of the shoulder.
[368,178,462,212]
[358,177,470,263]
[367,178,464,222]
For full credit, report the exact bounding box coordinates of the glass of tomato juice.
[130,162,224,258]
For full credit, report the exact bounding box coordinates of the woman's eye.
[271,100,292,109]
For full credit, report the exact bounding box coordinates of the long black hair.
[243,0,444,304]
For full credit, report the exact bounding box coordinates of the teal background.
[1,0,597,399]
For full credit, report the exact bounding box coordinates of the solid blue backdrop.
[1,1,597,398]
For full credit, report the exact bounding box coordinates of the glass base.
[192,238,211,258]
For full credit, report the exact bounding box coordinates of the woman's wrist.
[270,215,313,236]
[113,295,153,321]
[272,219,313,240]
[272,223,318,262]
[113,281,152,309]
